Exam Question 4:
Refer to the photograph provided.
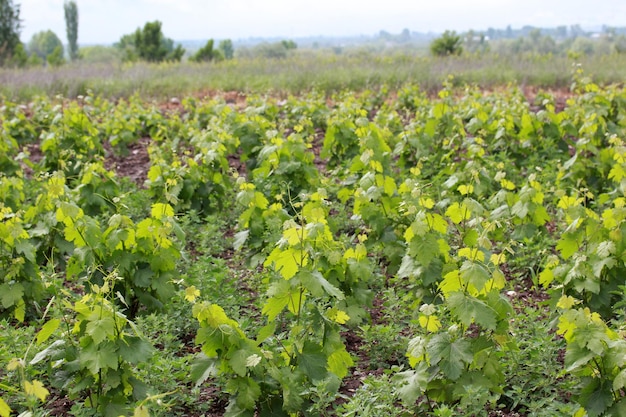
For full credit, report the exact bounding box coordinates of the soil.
[104,137,152,186]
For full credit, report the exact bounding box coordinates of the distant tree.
[7,42,27,67]
[29,30,64,61]
[190,39,216,62]
[0,0,22,66]
[430,30,463,56]
[47,45,65,66]
[281,39,297,50]
[218,39,234,59]
[64,1,79,61]
[116,21,185,63]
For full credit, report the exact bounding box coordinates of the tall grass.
[1,51,624,101]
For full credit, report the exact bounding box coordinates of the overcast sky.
[16,0,626,45]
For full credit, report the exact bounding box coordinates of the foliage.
[189,39,219,63]
[64,0,79,61]
[430,30,463,56]
[78,45,121,63]
[47,45,65,67]
[5,77,626,415]
[42,274,155,415]
[116,21,185,63]
[219,39,234,59]
[0,0,21,66]
[28,29,64,61]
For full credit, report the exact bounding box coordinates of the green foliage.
[116,21,185,63]
[78,45,121,63]
[190,39,218,63]
[0,0,22,67]
[219,39,234,59]
[47,45,65,67]
[430,30,463,56]
[41,274,155,415]
[28,29,64,61]
[63,1,79,61]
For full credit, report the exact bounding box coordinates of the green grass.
[2,51,626,101]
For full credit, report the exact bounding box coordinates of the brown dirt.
[104,137,152,186]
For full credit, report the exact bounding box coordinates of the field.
[3,51,626,101]
[2,65,626,417]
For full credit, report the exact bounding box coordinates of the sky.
[16,0,626,45]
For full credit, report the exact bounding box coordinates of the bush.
[430,30,463,56]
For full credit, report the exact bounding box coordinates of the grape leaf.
[427,332,473,380]
[327,347,353,379]
[447,292,497,330]
[36,318,61,345]
[393,362,429,405]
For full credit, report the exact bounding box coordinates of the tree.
[190,39,217,63]
[115,21,185,63]
[430,31,463,56]
[64,1,78,61]
[47,45,65,66]
[29,30,64,61]
[219,39,234,59]
[0,0,22,66]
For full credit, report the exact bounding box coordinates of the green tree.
[430,30,463,56]
[190,39,216,62]
[47,45,65,66]
[29,30,64,61]
[116,21,185,63]
[64,0,79,61]
[218,39,234,59]
[0,0,22,66]
[7,41,27,67]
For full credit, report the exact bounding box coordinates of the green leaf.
[117,336,154,364]
[557,233,579,260]
[228,376,261,411]
[463,229,479,247]
[255,322,276,345]
[408,233,440,268]
[80,341,119,374]
[262,280,292,321]
[0,282,24,308]
[579,378,613,417]
[36,318,61,345]
[460,260,491,292]
[230,345,260,377]
[0,397,11,417]
[393,362,429,405]
[447,292,497,330]
[327,347,353,379]
[264,247,304,280]
[614,369,626,392]
[299,270,344,300]
[298,342,328,382]
[151,203,174,219]
[427,333,473,380]
[86,316,116,345]
[191,353,219,387]
[134,405,150,417]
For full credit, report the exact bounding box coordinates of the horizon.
[16,0,626,46]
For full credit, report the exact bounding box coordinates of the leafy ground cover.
[2,69,626,416]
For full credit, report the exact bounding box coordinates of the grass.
[2,51,626,101]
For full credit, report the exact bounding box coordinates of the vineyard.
[2,69,626,416]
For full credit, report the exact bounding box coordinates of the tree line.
[0,0,239,68]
